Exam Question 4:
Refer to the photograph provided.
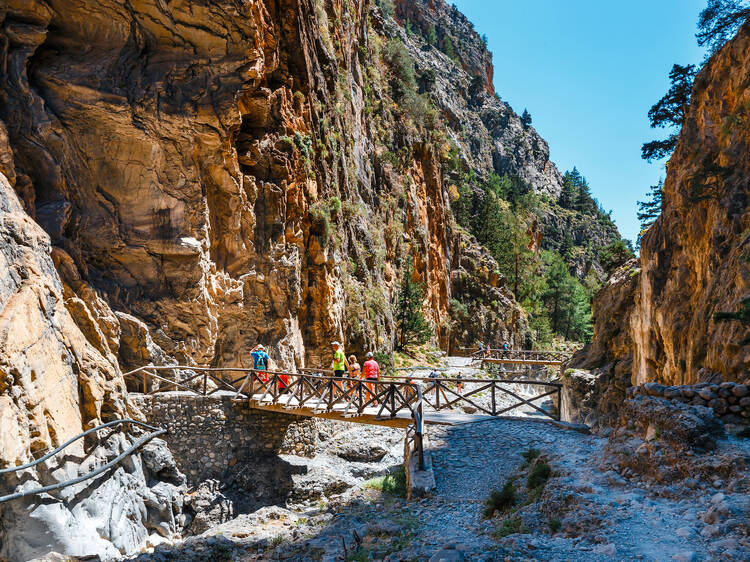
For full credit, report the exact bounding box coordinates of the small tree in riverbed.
[395,264,433,350]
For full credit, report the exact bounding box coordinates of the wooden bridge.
[470,348,572,366]
[122,365,562,426]
[123,364,562,474]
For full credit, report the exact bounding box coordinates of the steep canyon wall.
[0,0,533,377]
[567,23,750,426]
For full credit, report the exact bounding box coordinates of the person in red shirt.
[362,352,380,405]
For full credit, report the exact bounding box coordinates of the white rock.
[700,524,720,538]
[593,543,616,556]
[675,526,693,539]
[710,492,725,505]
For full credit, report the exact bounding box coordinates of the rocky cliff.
[0,0,533,379]
[0,134,185,560]
[566,21,750,425]
[632,21,750,385]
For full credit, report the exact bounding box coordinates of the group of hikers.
[478,341,510,358]
[248,340,381,399]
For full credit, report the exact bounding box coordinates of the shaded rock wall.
[562,259,639,427]
[0,156,185,560]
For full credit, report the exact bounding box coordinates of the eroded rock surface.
[0,140,184,560]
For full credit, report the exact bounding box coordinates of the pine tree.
[395,263,434,350]
[636,178,663,242]
[697,0,750,54]
[641,64,697,161]
[427,24,438,45]
[521,109,532,128]
[558,171,578,209]
[541,253,575,335]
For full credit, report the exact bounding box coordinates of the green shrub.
[548,518,561,533]
[309,201,331,244]
[737,427,750,439]
[483,481,516,519]
[449,298,468,318]
[373,351,393,373]
[328,196,341,214]
[495,517,523,538]
[383,38,416,100]
[521,448,540,465]
[365,466,406,497]
[527,461,551,490]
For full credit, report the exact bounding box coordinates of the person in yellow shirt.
[330,341,349,378]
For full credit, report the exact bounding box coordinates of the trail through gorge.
[126,359,750,561]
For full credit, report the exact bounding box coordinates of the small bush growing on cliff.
[548,518,562,533]
[483,482,517,518]
[599,239,634,274]
[495,517,525,538]
[521,448,541,466]
[383,38,417,101]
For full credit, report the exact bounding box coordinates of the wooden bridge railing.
[124,366,561,421]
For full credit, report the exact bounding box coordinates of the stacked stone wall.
[628,382,750,426]
[131,392,319,484]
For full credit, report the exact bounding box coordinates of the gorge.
[0,0,748,560]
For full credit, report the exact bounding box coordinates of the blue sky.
[452,0,707,243]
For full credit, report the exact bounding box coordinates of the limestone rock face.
[566,23,750,416]
[0,161,187,560]
[392,0,563,198]
[632,23,750,385]
[0,0,528,372]
[0,168,125,466]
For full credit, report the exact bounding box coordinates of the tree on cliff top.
[521,109,532,128]
[641,64,697,162]
[697,0,750,54]
[395,264,433,350]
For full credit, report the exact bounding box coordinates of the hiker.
[502,341,510,359]
[348,354,361,390]
[251,344,270,383]
[363,352,380,404]
[455,371,464,392]
[331,341,349,378]
[428,370,439,379]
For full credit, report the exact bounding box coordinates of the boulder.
[618,396,723,450]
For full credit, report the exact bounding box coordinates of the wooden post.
[491,383,496,416]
